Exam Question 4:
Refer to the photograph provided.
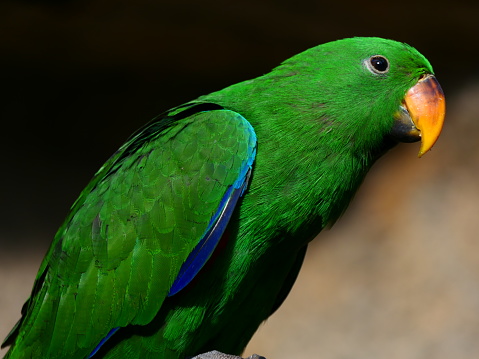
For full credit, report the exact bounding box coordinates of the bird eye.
[367,55,389,74]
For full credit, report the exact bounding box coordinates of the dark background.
[1,1,479,358]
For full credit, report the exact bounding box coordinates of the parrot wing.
[2,103,257,358]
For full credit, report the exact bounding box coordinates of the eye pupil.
[370,56,389,73]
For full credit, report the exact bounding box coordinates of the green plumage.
[3,37,437,359]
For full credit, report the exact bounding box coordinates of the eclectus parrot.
[2,37,445,359]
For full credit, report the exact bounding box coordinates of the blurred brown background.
[1,0,478,358]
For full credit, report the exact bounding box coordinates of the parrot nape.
[2,37,445,359]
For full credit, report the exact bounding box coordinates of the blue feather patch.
[168,168,252,296]
[88,327,119,358]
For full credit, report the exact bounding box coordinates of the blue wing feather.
[167,168,253,297]
[88,327,119,358]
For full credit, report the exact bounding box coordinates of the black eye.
[368,55,389,74]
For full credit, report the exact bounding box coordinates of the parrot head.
[272,37,446,158]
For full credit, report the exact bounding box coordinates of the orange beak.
[403,75,446,157]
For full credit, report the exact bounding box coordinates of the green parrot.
[2,37,445,359]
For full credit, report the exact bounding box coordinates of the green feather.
[3,37,439,359]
